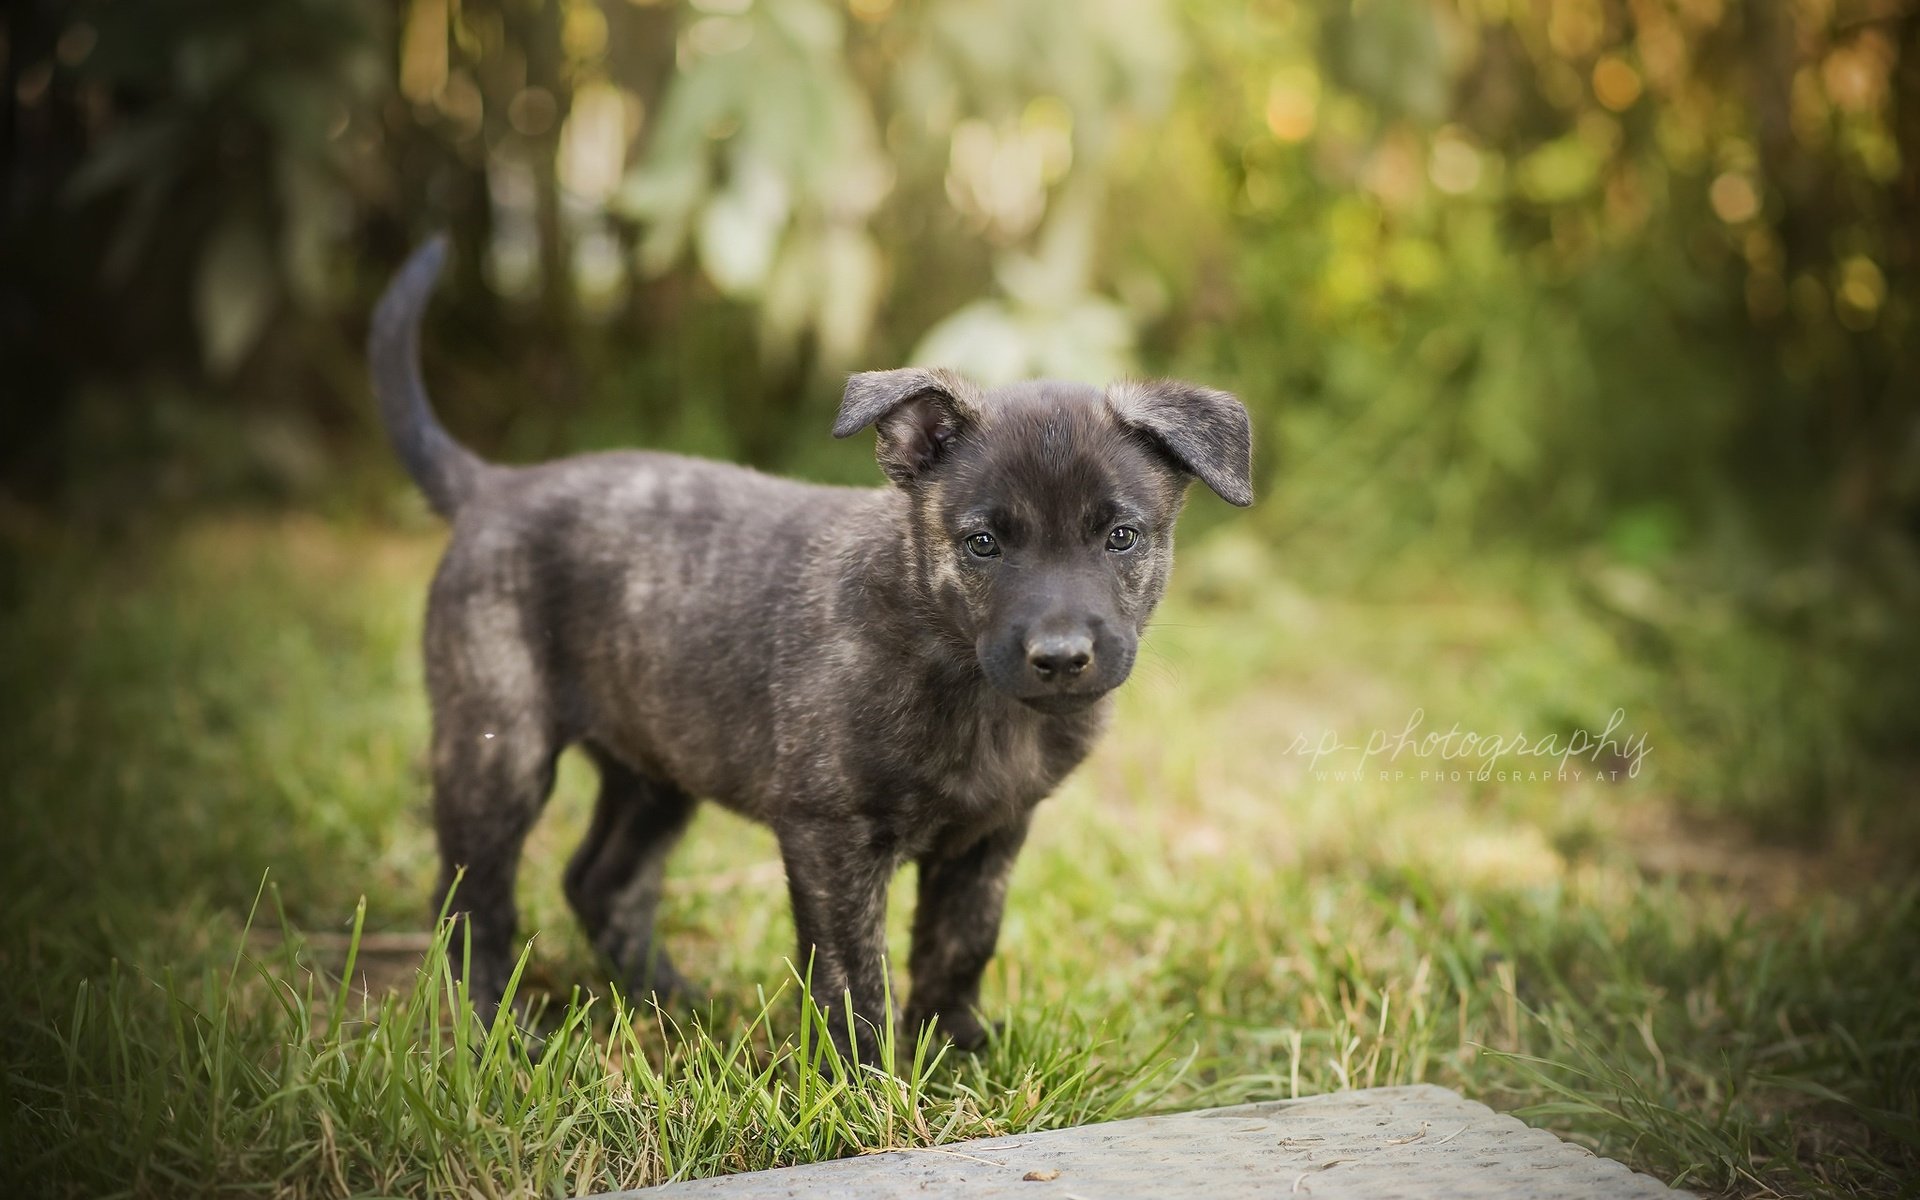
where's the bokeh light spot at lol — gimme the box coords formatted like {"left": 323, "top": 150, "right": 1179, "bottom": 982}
{"left": 400, "top": 0, "right": 449, "bottom": 104}
{"left": 1548, "top": 1, "right": 1605, "bottom": 59}
{"left": 435, "top": 70, "right": 484, "bottom": 140}
{"left": 563, "top": 3, "right": 609, "bottom": 61}
{"left": 1265, "top": 67, "right": 1319, "bottom": 143}
{"left": 57, "top": 24, "right": 98, "bottom": 67}
{"left": 1592, "top": 56, "right": 1642, "bottom": 111}
{"left": 508, "top": 87, "right": 558, "bottom": 138}
{"left": 561, "top": 81, "right": 633, "bottom": 203}
{"left": 1821, "top": 33, "right": 1893, "bottom": 114}
{"left": 1708, "top": 172, "right": 1758, "bottom": 223}
{"left": 1429, "top": 130, "right": 1482, "bottom": 195}
{"left": 1837, "top": 256, "right": 1885, "bottom": 323}
{"left": 688, "top": 15, "right": 754, "bottom": 56}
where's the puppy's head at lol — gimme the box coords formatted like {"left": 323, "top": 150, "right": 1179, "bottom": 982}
{"left": 836, "top": 369, "right": 1252, "bottom": 712}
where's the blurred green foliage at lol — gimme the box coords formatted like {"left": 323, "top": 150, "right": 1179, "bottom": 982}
{"left": 6, "top": 0, "right": 1913, "bottom": 555}
{"left": 1181, "top": 0, "right": 1916, "bottom": 561}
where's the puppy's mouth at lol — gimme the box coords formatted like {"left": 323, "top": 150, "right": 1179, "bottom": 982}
{"left": 1015, "top": 692, "right": 1106, "bottom": 715}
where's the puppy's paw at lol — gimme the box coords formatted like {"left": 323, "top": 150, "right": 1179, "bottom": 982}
{"left": 629, "top": 963, "right": 709, "bottom": 1013}
{"left": 911, "top": 1008, "right": 1001, "bottom": 1053}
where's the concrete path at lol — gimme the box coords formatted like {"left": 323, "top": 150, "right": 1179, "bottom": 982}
{"left": 604, "top": 1084, "right": 1689, "bottom": 1198}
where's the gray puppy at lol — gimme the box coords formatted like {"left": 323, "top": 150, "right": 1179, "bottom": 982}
{"left": 369, "top": 237, "right": 1252, "bottom": 1057}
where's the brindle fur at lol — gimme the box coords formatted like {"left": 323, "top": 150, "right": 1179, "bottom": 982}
{"left": 369, "top": 237, "right": 1252, "bottom": 1057}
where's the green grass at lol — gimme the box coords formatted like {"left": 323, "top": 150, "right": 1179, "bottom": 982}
{"left": 2, "top": 513, "right": 1916, "bottom": 1198}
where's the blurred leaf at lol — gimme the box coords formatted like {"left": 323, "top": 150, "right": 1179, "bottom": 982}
{"left": 619, "top": 158, "right": 707, "bottom": 275}
{"left": 194, "top": 220, "right": 278, "bottom": 378}
{"left": 912, "top": 294, "right": 1132, "bottom": 385}
{"left": 1323, "top": 2, "right": 1454, "bottom": 124}
{"left": 696, "top": 154, "right": 791, "bottom": 295}
{"left": 1517, "top": 134, "right": 1604, "bottom": 204}
{"left": 911, "top": 301, "right": 1033, "bottom": 384}
{"left": 1604, "top": 506, "right": 1685, "bottom": 568}
{"left": 277, "top": 153, "right": 338, "bottom": 309}
{"left": 101, "top": 172, "right": 179, "bottom": 285}
{"left": 815, "top": 225, "right": 883, "bottom": 364}
{"left": 764, "top": 0, "right": 842, "bottom": 53}
{"left": 64, "top": 118, "right": 185, "bottom": 203}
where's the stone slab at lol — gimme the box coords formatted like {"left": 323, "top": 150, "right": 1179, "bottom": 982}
{"left": 605, "top": 1084, "right": 1689, "bottom": 1198}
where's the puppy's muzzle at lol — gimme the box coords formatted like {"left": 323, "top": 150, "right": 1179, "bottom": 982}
{"left": 980, "top": 617, "right": 1131, "bottom": 712}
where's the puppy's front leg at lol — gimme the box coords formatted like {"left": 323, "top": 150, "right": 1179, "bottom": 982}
{"left": 778, "top": 823, "right": 895, "bottom": 1063}
{"left": 905, "top": 818, "right": 1030, "bottom": 1051}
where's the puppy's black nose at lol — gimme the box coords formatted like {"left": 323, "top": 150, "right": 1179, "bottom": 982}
{"left": 1027, "top": 634, "right": 1093, "bottom": 680}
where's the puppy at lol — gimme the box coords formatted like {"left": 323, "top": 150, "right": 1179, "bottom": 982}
{"left": 369, "top": 237, "right": 1252, "bottom": 1056}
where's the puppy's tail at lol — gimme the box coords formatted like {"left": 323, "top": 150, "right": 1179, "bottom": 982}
{"left": 368, "top": 235, "right": 486, "bottom": 517}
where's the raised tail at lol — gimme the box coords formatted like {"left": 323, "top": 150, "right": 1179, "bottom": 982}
{"left": 368, "top": 236, "right": 486, "bottom": 517}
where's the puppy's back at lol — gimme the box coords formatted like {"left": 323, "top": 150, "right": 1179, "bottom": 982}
{"left": 426, "top": 450, "right": 884, "bottom": 808}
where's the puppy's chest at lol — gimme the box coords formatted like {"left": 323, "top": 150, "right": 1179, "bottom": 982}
{"left": 918, "top": 706, "right": 1098, "bottom": 825}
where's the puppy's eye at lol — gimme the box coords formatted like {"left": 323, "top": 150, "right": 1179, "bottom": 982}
{"left": 963, "top": 532, "right": 1001, "bottom": 559}
{"left": 1106, "top": 525, "right": 1141, "bottom": 552}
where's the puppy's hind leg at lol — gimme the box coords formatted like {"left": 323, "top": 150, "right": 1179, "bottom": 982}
{"left": 430, "top": 704, "right": 561, "bottom": 1029}
{"left": 563, "top": 748, "right": 702, "bottom": 1005}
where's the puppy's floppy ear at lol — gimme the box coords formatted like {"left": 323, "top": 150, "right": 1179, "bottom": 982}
{"left": 834, "top": 368, "right": 981, "bottom": 487}
{"left": 1106, "top": 379, "right": 1254, "bottom": 507}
